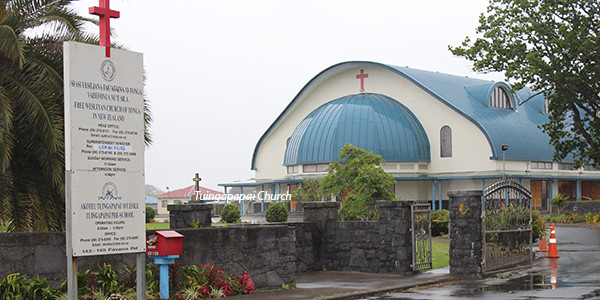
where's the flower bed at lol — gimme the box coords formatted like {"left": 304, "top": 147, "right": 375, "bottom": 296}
{"left": 175, "top": 264, "right": 254, "bottom": 299}
{"left": 0, "top": 263, "right": 253, "bottom": 299}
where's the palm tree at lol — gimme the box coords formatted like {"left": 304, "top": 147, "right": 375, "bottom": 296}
{"left": 0, "top": 0, "right": 152, "bottom": 231}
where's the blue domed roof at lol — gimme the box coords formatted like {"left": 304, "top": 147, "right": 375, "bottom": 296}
{"left": 284, "top": 93, "right": 430, "bottom": 165}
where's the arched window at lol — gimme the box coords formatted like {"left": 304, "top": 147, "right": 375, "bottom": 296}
{"left": 490, "top": 86, "right": 513, "bottom": 109}
{"left": 440, "top": 126, "right": 452, "bottom": 157}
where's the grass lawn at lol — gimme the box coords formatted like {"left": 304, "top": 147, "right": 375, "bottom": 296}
{"left": 431, "top": 240, "right": 450, "bottom": 269}
{"left": 146, "top": 222, "right": 170, "bottom": 230}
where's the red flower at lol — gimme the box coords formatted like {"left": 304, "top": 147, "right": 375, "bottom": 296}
{"left": 238, "top": 271, "right": 254, "bottom": 294}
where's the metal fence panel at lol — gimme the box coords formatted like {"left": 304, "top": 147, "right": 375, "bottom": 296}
{"left": 483, "top": 179, "right": 533, "bottom": 273}
{"left": 412, "top": 202, "right": 432, "bottom": 271}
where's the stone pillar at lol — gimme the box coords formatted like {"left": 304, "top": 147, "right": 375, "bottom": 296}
{"left": 168, "top": 204, "right": 212, "bottom": 229}
{"left": 302, "top": 202, "right": 339, "bottom": 225}
{"left": 302, "top": 201, "right": 339, "bottom": 271}
{"left": 377, "top": 200, "right": 413, "bottom": 273}
{"left": 448, "top": 190, "right": 483, "bottom": 277}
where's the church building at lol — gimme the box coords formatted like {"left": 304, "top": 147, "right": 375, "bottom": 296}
{"left": 221, "top": 61, "right": 600, "bottom": 210}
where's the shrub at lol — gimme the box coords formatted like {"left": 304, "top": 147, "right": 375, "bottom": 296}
{"left": 145, "top": 206, "right": 156, "bottom": 223}
{"left": 265, "top": 202, "right": 288, "bottom": 222}
{"left": 220, "top": 204, "right": 241, "bottom": 223}
{"left": 95, "top": 263, "right": 124, "bottom": 295}
{"left": 586, "top": 212, "right": 600, "bottom": 225}
{"left": 550, "top": 193, "right": 568, "bottom": 215}
{"left": 0, "top": 219, "right": 12, "bottom": 233}
{"left": 0, "top": 273, "right": 27, "bottom": 299}
{"left": 338, "top": 195, "right": 376, "bottom": 221}
{"left": 542, "top": 212, "right": 585, "bottom": 224}
{"left": 532, "top": 209, "right": 544, "bottom": 241}
{"left": 431, "top": 209, "right": 449, "bottom": 236}
{"left": 179, "top": 264, "right": 253, "bottom": 298}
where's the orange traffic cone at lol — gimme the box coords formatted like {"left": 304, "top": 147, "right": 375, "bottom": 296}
{"left": 547, "top": 223, "right": 560, "bottom": 258}
{"left": 538, "top": 236, "right": 549, "bottom": 252}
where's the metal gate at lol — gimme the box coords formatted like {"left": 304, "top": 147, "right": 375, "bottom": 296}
{"left": 483, "top": 179, "right": 533, "bottom": 273}
{"left": 411, "top": 202, "right": 432, "bottom": 271}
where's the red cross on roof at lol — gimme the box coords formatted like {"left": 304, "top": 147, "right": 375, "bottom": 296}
{"left": 356, "top": 69, "right": 368, "bottom": 91}
{"left": 89, "top": 0, "right": 120, "bottom": 57}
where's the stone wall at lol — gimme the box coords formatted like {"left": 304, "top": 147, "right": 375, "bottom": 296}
{"left": 0, "top": 200, "right": 416, "bottom": 289}
{"left": 305, "top": 201, "right": 414, "bottom": 274}
{"left": 168, "top": 204, "right": 212, "bottom": 228}
{"left": 0, "top": 231, "right": 141, "bottom": 287}
{"left": 0, "top": 226, "right": 298, "bottom": 288}
{"left": 174, "top": 225, "right": 297, "bottom": 287}
{"left": 448, "top": 190, "right": 483, "bottom": 277}
{"left": 291, "top": 222, "right": 321, "bottom": 272}
{"left": 564, "top": 200, "right": 600, "bottom": 214}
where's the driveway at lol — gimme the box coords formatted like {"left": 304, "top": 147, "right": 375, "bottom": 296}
{"left": 367, "top": 224, "right": 600, "bottom": 299}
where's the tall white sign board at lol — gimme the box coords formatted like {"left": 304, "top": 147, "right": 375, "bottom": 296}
{"left": 64, "top": 41, "right": 145, "bottom": 257}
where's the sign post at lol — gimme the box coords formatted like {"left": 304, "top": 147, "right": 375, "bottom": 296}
{"left": 64, "top": 3, "right": 146, "bottom": 299}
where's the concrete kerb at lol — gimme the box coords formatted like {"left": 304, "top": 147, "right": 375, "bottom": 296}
{"left": 316, "top": 275, "right": 456, "bottom": 300}
{"left": 317, "top": 261, "right": 544, "bottom": 300}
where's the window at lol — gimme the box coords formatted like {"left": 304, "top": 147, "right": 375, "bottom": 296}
{"left": 316, "top": 163, "right": 329, "bottom": 172}
{"left": 383, "top": 163, "right": 397, "bottom": 171}
{"left": 490, "top": 87, "right": 513, "bottom": 109}
{"left": 530, "top": 161, "right": 552, "bottom": 169}
{"left": 584, "top": 165, "right": 599, "bottom": 171}
{"left": 399, "top": 164, "right": 413, "bottom": 170}
{"left": 303, "top": 164, "right": 317, "bottom": 173}
{"left": 558, "top": 163, "right": 575, "bottom": 170}
{"left": 440, "top": 126, "right": 452, "bottom": 157}
{"left": 287, "top": 165, "right": 299, "bottom": 174}
{"left": 302, "top": 163, "right": 329, "bottom": 173}
{"left": 161, "top": 200, "right": 167, "bottom": 208}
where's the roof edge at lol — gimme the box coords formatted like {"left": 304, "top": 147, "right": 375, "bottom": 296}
{"left": 251, "top": 61, "right": 503, "bottom": 170}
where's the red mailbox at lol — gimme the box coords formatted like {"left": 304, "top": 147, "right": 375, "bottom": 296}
{"left": 146, "top": 230, "right": 184, "bottom": 256}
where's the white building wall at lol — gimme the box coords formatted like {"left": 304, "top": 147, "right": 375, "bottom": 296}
{"left": 395, "top": 181, "right": 431, "bottom": 200}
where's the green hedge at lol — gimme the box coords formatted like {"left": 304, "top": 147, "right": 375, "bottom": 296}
{"left": 265, "top": 202, "right": 288, "bottom": 222}
{"left": 431, "top": 210, "right": 449, "bottom": 236}
{"left": 221, "top": 204, "right": 241, "bottom": 223}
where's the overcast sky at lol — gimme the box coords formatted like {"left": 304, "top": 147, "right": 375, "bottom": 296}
{"left": 72, "top": 0, "right": 504, "bottom": 193}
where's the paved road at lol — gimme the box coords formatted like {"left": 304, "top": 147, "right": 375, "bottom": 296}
{"left": 366, "top": 225, "right": 600, "bottom": 299}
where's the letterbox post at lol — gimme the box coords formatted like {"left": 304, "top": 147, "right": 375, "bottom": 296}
{"left": 146, "top": 230, "right": 184, "bottom": 299}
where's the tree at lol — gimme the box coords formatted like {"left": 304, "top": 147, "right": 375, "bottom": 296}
{"left": 321, "top": 144, "right": 396, "bottom": 220}
{"left": 0, "top": 0, "right": 153, "bottom": 231}
{"left": 291, "top": 178, "right": 321, "bottom": 202}
{"left": 550, "top": 193, "right": 568, "bottom": 215}
{"left": 449, "top": 0, "right": 600, "bottom": 168}
{"left": 145, "top": 206, "right": 156, "bottom": 223}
